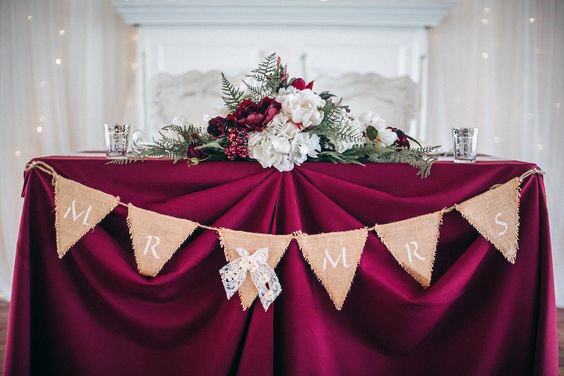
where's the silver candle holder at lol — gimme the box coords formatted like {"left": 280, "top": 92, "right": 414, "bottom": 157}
{"left": 452, "top": 128, "right": 479, "bottom": 163}
{"left": 104, "top": 123, "right": 131, "bottom": 159}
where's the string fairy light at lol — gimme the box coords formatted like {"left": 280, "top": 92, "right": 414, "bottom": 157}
{"left": 59, "top": 29, "right": 65, "bottom": 36}
{"left": 27, "top": 15, "right": 32, "bottom": 21}
{"left": 55, "top": 58, "right": 62, "bottom": 65}
{"left": 481, "top": 18, "right": 489, "bottom": 24}
{"left": 528, "top": 17, "right": 535, "bottom": 23}
{"left": 36, "top": 126, "right": 43, "bottom": 133}
{"left": 481, "top": 52, "right": 489, "bottom": 59}
{"left": 536, "top": 144, "right": 544, "bottom": 151}
{"left": 14, "top": 150, "right": 21, "bottom": 157}
{"left": 483, "top": 7, "right": 490, "bottom": 13}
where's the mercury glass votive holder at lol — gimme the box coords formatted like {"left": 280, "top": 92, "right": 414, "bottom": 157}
{"left": 452, "top": 128, "right": 479, "bottom": 163}
{"left": 104, "top": 123, "right": 130, "bottom": 159}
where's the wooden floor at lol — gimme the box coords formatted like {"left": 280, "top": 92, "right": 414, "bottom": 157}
{"left": 0, "top": 302, "right": 563, "bottom": 373}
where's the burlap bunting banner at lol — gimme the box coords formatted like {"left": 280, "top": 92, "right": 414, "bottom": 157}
{"left": 54, "top": 175, "right": 120, "bottom": 258}
{"left": 296, "top": 229, "right": 368, "bottom": 310}
{"left": 374, "top": 211, "right": 443, "bottom": 288}
{"left": 28, "top": 160, "right": 540, "bottom": 310}
{"left": 217, "top": 228, "right": 292, "bottom": 310}
{"left": 127, "top": 204, "right": 199, "bottom": 277}
{"left": 455, "top": 177, "right": 521, "bottom": 263}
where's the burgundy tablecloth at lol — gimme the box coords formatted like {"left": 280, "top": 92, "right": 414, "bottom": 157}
{"left": 3, "top": 157, "right": 558, "bottom": 375}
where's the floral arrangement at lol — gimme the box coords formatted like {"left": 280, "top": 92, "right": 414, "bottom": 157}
{"left": 132, "top": 53, "right": 438, "bottom": 177}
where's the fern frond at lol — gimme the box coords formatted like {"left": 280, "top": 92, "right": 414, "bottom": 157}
{"left": 105, "top": 156, "right": 144, "bottom": 165}
{"left": 244, "top": 53, "right": 284, "bottom": 100}
{"left": 221, "top": 73, "right": 247, "bottom": 111}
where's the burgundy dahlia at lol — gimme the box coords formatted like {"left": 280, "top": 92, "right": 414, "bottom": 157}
{"left": 228, "top": 97, "right": 281, "bottom": 131}
{"left": 388, "top": 127, "right": 410, "bottom": 148}
{"left": 207, "top": 116, "right": 229, "bottom": 138}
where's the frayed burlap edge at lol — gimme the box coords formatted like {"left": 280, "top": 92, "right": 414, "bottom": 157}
{"left": 126, "top": 204, "right": 199, "bottom": 277}
{"left": 455, "top": 177, "right": 521, "bottom": 264}
{"left": 295, "top": 228, "right": 368, "bottom": 310}
{"left": 54, "top": 175, "right": 120, "bottom": 258}
{"left": 374, "top": 211, "right": 443, "bottom": 288}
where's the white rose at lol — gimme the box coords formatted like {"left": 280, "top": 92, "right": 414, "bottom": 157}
{"left": 378, "top": 128, "right": 398, "bottom": 147}
{"left": 276, "top": 87, "right": 325, "bottom": 128}
{"left": 358, "top": 111, "right": 387, "bottom": 131}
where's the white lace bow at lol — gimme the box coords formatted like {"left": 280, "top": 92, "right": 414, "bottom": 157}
{"left": 219, "top": 247, "right": 282, "bottom": 311}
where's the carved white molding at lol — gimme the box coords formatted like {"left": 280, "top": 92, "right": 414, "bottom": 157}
{"left": 315, "top": 73, "right": 418, "bottom": 128}
{"left": 148, "top": 71, "right": 418, "bottom": 133}
{"left": 113, "top": 0, "right": 456, "bottom": 28}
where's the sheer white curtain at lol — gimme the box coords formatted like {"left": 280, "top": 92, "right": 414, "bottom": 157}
{"left": 427, "top": 0, "right": 564, "bottom": 304}
{"left": 0, "top": 0, "right": 136, "bottom": 299}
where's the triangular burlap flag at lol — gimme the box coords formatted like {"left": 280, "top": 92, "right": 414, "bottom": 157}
{"left": 127, "top": 204, "right": 199, "bottom": 277}
{"left": 374, "top": 211, "right": 443, "bottom": 288}
{"left": 455, "top": 177, "right": 521, "bottom": 263}
{"left": 296, "top": 229, "right": 368, "bottom": 310}
{"left": 218, "top": 229, "right": 292, "bottom": 310}
{"left": 54, "top": 175, "right": 120, "bottom": 258}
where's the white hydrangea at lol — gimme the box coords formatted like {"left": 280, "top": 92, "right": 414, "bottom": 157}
{"left": 248, "top": 113, "right": 320, "bottom": 172}
{"left": 275, "top": 86, "right": 325, "bottom": 128}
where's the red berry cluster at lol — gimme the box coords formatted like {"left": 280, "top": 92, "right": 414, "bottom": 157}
{"left": 225, "top": 128, "right": 249, "bottom": 160}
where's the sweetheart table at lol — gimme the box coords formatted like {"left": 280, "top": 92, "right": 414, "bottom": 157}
{"left": 3, "top": 156, "right": 557, "bottom": 375}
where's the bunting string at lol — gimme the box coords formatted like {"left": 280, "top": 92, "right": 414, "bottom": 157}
{"left": 23, "top": 160, "right": 546, "bottom": 310}
{"left": 24, "top": 160, "right": 544, "bottom": 236}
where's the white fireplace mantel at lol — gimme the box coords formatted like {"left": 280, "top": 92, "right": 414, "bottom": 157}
{"left": 113, "top": 0, "right": 456, "bottom": 28}
{"left": 112, "top": 0, "right": 457, "bottom": 139}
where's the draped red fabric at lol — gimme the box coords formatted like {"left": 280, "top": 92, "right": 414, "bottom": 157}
{"left": 3, "top": 157, "right": 558, "bottom": 375}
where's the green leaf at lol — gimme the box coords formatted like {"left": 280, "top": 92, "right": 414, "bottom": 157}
{"left": 221, "top": 73, "right": 247, "bottom": 111}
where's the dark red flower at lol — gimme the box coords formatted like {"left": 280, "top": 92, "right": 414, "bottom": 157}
{"left": 388, "top": 127, "right": 410, "bottom": 148}
{"left": 207, "top": 116, "right": 229, "bottom": 138}
{"left": 187, "top": 145, "right": 205, "bottom": 158}
{"left": 290, "top": 78, "right": 314, "bottom": 91}
{"left": 229, "top": 97, "right": 281, "bottom": 131}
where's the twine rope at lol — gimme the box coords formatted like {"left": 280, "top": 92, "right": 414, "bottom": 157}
{"left": 24, "top": 160, "right": 545, "bottom": 237}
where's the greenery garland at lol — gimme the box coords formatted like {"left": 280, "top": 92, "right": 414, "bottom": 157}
{"left": 124, "top": 53, "right": 439, "bottom": 178}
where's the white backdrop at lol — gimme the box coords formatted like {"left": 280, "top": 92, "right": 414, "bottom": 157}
{"left": 0, "top": 0, "right": 563, "bottom": 304}
{"left": 427, "top": 0, "right": 564, "bottom": 303}
{"left": 0, "top": 0, "right": 136, "bottom": 299}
